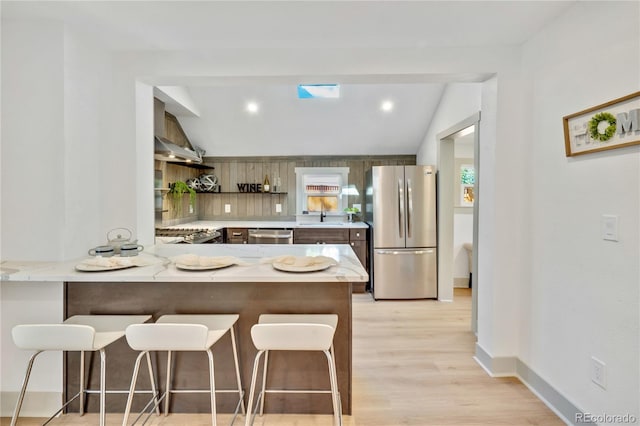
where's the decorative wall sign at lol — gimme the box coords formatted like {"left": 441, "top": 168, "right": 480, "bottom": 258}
{"left": 237, "top": 183, "right": 263, "bottom": 193}
{"left": 563, "top": 91, "right": 640, "bottom": 157}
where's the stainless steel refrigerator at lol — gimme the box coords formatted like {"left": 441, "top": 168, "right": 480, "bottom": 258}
{"left": 365, "top": 165, "right": 437, "bottom": 299}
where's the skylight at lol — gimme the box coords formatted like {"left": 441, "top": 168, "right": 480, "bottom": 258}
{"left": 297, "top": 84, "right": 340, "bottom": 99}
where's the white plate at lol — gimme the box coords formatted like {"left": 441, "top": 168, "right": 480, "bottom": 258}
{"left": 272, "top": 261, "right": 335, "bottom": 273}
{"left": 175, "top": 262, "right": 234, "bottom": 271}
{"left": 75, "top": 264, "right": 136, "bottom": 272}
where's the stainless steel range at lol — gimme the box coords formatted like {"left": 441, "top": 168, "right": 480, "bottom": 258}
{"left": 155, "top": 228, "right": 222, "bottom": 244}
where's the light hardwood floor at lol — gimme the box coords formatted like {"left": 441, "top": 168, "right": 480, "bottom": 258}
{"left": 2, "top": 289, "right": 562, "bottom": 426}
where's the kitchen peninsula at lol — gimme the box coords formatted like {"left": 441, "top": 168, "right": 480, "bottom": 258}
{"left": 1, "top": 244, "right": 367, "bottom": 416}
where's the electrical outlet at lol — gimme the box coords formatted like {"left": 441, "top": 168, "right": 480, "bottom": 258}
{"left": 353, "top": 203, "right": 361, "bottom": 212}
{"left": 591, "top": 356, "right": 606, "bottom": 389}
{"left": 189, "top": 204, "right": 194, "bottom": 214}
{"left": 275, "top": 204, "right": 282, "bottom": 213}
{"left": 224, "top": 204, "right": 231, "bottom": 213}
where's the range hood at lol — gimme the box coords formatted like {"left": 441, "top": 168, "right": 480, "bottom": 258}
{"left": 154, "top": 136, "right": 202, "bottom": 164}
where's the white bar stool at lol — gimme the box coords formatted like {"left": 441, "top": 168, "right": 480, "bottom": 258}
{"left": 10, "top": 314, "right": 153, "bottom": 426}
{"left": 245, "top": 314, "right": 341, "bottom": 426}
{"left": 122, "top": 314, "right": 245, "bottom": 426}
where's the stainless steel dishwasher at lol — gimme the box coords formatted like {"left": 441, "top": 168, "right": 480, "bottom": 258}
{"left": 248, "top": 229, "right": 293, "bottom": 244}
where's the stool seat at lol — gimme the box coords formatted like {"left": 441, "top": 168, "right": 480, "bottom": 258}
{"left": 251, "top": 323, "right": 335, "bottom": 351}
{"left": 10, "top": 315, "right": 152, "bottom": 426}
{"left": 122, "top": 314, "right": 245, "bottom": 426}
{"left": 246, "top": 314, "right": 341, "bottom": 426}
{"left": 125, "top": 323, "right": 227, "bottom": 351}
{"left": 13, "top": 315, "right": 151, "bottom": 352}
{"left": 258, "top": 313, "right": 338, "bottom": 328}
{"left": 255, "top": 314, "right": 339, "bottom": 350}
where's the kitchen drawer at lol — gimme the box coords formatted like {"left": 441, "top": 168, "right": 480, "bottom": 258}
{"left": 349, "top": 228, "right": 366, "bottom": 241}
{"left": 293, "top": 228, "right": 350, "bottom": 244}
{"left": 225, "top": 228, "right": 248, "bottom": 244}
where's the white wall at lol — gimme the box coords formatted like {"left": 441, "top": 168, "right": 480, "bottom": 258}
{"left": 453, "top": 213, "right": 473, "bottom": 284}
{"left": 0, "top": 22, "right": 113, "bottom": 414}
{"left": 1, "top": 21, "right": 112, "bottom": 261}
{"left": 521, "top": 1, "right": 639, "bottom": 418}
{"left": 63, "top": 27, "right": 113, "bottom": 259}
{"left": 1, "top": 21, "right": 66, "bottom": 261}
{"left": 416, "top": 83, "right": 481, "bottom": 165}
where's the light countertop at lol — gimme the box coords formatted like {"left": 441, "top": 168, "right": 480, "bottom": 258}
{"left": 1, "top": 244, "right": 368, "bottom": 283}
{"left": 163, "top": 220, "right": 368, "bottom": 230}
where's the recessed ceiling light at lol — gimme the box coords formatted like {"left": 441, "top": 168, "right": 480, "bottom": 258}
{"left": 246, "top": 101, "right": 259, "bottom": 114}
{"left": 380, "top": 100, "right": 394, "bottom": 112}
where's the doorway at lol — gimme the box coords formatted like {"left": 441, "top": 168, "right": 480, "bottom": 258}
{"left": 437, "top": 112, "right": 480, "bottom": 333}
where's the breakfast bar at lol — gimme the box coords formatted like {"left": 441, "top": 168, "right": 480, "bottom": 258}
{"left": 2, "top": 244, "right": 368, "bottom": 416}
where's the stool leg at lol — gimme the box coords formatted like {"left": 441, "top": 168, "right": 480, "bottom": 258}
{"left": 165, "top": 350, "right": 172, "bottom": 416}
{"left": 99, "top": 348, "right": 106, "bottom": 426}
{"left": 10, "top": 351, "right": 42, "bottom": 426}
{"left": 229, "top": 325, "right": 246, "bottom": 414}
{"left": 206, "top": 349, "right": 217, "bottom": 426}
{"left": 245, "top": 350, "right": 265, "bottom": 426}
{"left": 324, "top": 349, "right": 341, "bottom": 426}
{"left": 259, "top": 350, "right": 269, "bottom": 416}
{"left": 79, "top": 350, "right": 85, "bottom": 416}
{"left": 122, "top": 351, "right": 146, "bottom": 426}
{"left": 145, "top": 351, "right": 161, "bottom": 416}
{"left": 332, "top": 346, "right": 342, "bottom": 419}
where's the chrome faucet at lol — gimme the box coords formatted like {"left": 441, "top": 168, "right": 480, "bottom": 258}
{"left": 320, "top": 209, "right": 326, "bottom": 222}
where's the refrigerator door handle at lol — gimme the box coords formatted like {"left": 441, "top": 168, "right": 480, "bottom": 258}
{"left": 406, "top": 178, "right": 413, "bottom": 238}
{"left": 398, "top": 178, "right": 404, "bottom": 238}
{"left": 375, "top": 249, "right": 434, "bottom": 255}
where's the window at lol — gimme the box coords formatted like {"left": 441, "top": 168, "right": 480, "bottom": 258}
{"left": 294, "top": 167, "right": 350, "bottom": 214}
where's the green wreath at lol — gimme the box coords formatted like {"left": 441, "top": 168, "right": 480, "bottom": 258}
{"left": 588, "top": 112, "right": 617, "bottom": 142}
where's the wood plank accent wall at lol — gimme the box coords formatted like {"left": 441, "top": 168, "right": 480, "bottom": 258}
{"left": 155, "top": 160, "right": 199, "bottom": 226}
{"left": 187, "top": 155, "right": 416, "bottom": 221}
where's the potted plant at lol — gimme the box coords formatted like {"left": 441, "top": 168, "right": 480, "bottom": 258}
{"left": 343, "top": 206, "right": 360, "bottom": 222}
{"left": 169, "top": 180, "right": 196, "bottom": 215}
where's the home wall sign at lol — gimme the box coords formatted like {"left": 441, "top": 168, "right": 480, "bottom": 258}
{"left": 563, "top": 91, "right": 640, "bottom": 157}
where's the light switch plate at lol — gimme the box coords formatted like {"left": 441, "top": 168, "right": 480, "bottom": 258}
{"left": 275, "top": 204, "right": 282, "bottom": 213}
{"left": 601, "top": 214, "right": 618, "bottom": 241}
{"left": 225, "top": 204, "right": 231, "bottom": 213}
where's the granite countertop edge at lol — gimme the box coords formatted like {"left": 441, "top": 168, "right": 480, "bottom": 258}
{"left": 1, "top": 244, "right": 369, "bottom": 284}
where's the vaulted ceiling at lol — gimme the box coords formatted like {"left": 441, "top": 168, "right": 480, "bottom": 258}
{"left": 2, "top": 1, "right": 576, "bottom": 156}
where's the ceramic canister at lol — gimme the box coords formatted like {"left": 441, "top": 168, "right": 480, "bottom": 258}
{"left": 119, "top": 243, "right": 144, "bottom": 257}
{"left": 88, "top": 245, "right": 115, "bottom": 257}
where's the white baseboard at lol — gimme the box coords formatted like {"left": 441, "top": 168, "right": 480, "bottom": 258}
{"left": 0, "top": 391, "right": 61, "bottom": 417}
{"left": 474, "top": 343, "right": 589, "bottom": 425}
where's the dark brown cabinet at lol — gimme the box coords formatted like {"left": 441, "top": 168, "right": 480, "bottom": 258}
{"left": 349, "top": 230, "right": 367, "bottom": 268}
{"left": 294, "top": 226, "right": 369, "bottom": 293}
{"left": 225, "top": 228, "right": 248, "bottom": 244}
{"left": 293, "top": 228, "right": 350, "bottom": 244}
